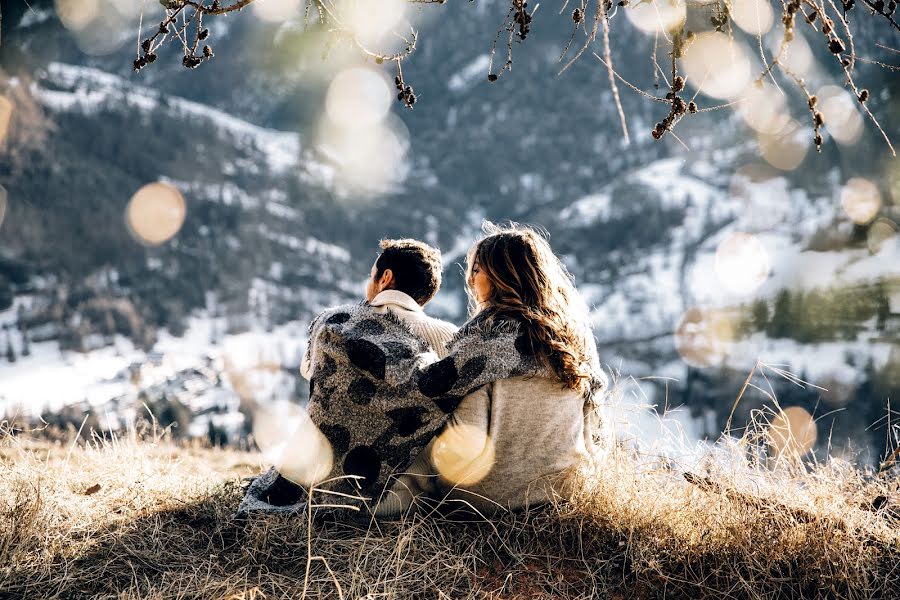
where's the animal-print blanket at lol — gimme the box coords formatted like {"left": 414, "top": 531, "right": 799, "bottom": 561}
{"left": 236, "top": 303, "right": 606, "bottom": 518}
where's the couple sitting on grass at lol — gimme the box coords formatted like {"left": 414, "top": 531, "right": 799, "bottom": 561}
{"left": 238, "top": 222, "right": 607, "bottom": 520}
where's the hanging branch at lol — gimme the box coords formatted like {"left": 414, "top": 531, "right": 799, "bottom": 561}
{"left": 599, "top": 0, "right": 630, "bottom": 144}
{"left": 129, "top": 0, "right": 898, "bottom": 152}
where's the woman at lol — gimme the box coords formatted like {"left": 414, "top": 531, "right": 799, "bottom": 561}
{"left": 377, "top": 222, "right": 606, "bottom": 517}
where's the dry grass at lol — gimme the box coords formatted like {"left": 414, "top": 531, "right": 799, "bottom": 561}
{"left": 1, "top": 419, "right": 899, "bottom": 600}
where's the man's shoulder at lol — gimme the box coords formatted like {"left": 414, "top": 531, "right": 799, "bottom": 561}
{"left": 309, "top": 302, "right": 372, "bottom": 328}
{"left": 309, "top": 303, "right": 390, "bottom": 341}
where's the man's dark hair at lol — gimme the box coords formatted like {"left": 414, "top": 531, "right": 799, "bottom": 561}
{"left": 375, "top": 239, "right": 443, "bottom": 305}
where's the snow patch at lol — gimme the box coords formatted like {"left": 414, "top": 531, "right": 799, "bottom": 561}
{"left": 447, "top": 55, "right": 491, "bottom": 92}
{"left": 35, "top": 63, "right": 301, "bottom": 173}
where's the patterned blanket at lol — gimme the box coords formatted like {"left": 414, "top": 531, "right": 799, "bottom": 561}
{"left": 236, "top": 303, "right": 605, "bottom": 518}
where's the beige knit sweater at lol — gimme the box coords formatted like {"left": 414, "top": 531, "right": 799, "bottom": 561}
{"left": 376, "top": 375, "right": 595, "bottom": 516}
{"left": 376, "top": 324, "right": 603, "bottom": 518}
{"left": 432, "top": 376, "right": 594, "bottom": 513}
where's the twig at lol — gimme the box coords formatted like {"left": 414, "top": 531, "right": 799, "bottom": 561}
{"left": 599, "top": 0, "right": 629, "bottom": 144}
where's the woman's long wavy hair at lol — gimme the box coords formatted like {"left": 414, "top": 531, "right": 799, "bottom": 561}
{"left": 465, "top": 222, "right": 595, "bottom": 394}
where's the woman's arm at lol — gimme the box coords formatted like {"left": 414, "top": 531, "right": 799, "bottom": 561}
{"left": 430, "top": 384, "right": 494, "bottom": 488}
{"left": 449, "top": 384, "right": 491, "bottom": 434}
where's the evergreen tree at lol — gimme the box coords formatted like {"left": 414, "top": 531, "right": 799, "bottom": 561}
{"left": 207, "top": 420, "right": 227, "bottom": 447}
{"left": 5, "top": 336, "right": 16, "bottom": 363}
{"left": 0, "top": 280, "right": 13, "bottom": 312}
{"left": 104, "top": 311, "right": 116, "bottom": 345}
{"left": 21, "top": 329, "right": 31, "bottom": 357}
{"left": 797, "top": 290, "right": 822, "bottom": 343}
{"left": 154, "top": 395, "right": 193, "bottom": 436}
{"left": 857, "top": 358, "right": 884, "bottom": 453}
{"left": 768, "top": 289, "right": 793, "bottom": 339}
{"left": 876, "top": 284, "right": 891, "bottom": 331}
{"left": 751, "top": 299, "right": 770, "bottom": 331}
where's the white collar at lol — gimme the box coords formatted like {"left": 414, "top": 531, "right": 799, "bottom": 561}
{"left": 369, "top": 290, "right": 424, "bottom": 313}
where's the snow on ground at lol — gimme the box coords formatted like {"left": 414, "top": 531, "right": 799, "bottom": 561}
{"left": 689, "top": 235, "right": 900, "bottom": 306}
{"left": 153, "top": 315, "right": 307, "bottom": 373}
{"left": 0, "top": 338, "right": 142, "bottom": 417}
{"left": 447, "top": 54, "right": 491, "bottom": 92}
{"left": 34, "top": 63, "right": 301, "bottom": 173}
{"left": 633, "top": 158, "right": 738, "bottom": 240}
{"left": 440, "top": 209, "right": 486, "bottom": 266}
{"left": 257, "top": 224, "right": 352, "bottom": 262}
{"left": 559, "top": 193, "right": 611, "bottom": 224}
{"left": 265, "top": 201, "right": 301, "bottom": 220}
{"left": 647, "top": 332, "right": 895, "bottom": 410}
{"left": 727, "top": 334, "right": 895, "bottom": 385}
{"left": 731, "top": 173, "right": 829, "bottom": 235}
{"left": 0, "top": 314, "right": 312, "bottom": 419}
{"left": 575, "top": 157, "right": 898, "bottom": 343}
{"left": 18, "top": 7, "right": 54, "bottom": 27}
{"left": 589, "top": 248, "right": 684, "bottom": 342}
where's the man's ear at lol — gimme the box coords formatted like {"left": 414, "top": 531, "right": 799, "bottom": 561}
{"left": 379, "top": 268, "right": 395, "bottom": 289}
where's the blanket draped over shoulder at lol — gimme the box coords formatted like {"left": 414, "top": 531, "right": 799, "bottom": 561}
{"left": 236, "top": 303, "right": 607, "bottom": 517}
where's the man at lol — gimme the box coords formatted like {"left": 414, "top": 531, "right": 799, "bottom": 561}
{"left": 301, "top": 238, "right": 458, "bottom": 380}
{"left": 235, "top": 239, "right": 458, "bottom": 518}
{"left": 298, "top": 239, "right": 459, "bottom": 516}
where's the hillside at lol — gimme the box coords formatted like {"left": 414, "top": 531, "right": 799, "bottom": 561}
{"left": 2, "top": 423, "right": 900, "bottom": 599}
{"left": 1, "top": 0, "right": 899, "bottom": 460}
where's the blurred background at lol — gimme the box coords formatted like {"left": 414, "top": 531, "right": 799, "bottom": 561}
{"left": 0, "top": 0, "right": 898, "bottom": 464}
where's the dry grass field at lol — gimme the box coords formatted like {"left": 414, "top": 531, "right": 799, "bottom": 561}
{"left": 1, "top": 416, "right": 899, "bottom": 599}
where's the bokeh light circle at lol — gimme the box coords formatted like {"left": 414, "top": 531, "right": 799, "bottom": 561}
{"left": 625, "top": 0, "right": 686, "bottom": 34}
{"left": 0, "top": 185, "right": 7, "bottom": 231}
{"left": 253, "top": 0, "right": 303, "bottom": 22}
{"left": 769, "top": 406, "right": 817, "bottom": 456}
{"left": 758, "top": 120, "right": 808, "bottom": 171}
{"left": 0, "top": 96, "right": 13, "bottom": 147}
{"left": 125, "top": 182, "right": 187, "bottom": 246}
{"left": 818, "top": 85, "right": 864, "bottom": 146}
{"left": 887, "top": 163, "right": 900, "bottom": 207}
{"left": 431, "top": 423, "right": 495, "bottom": 486}
{"left": 739, "top": 84, "right": 790, "bottom": 135}
{"left": 325, "top": 67, "right": 392, "bottom": 129}
{"left": 343, "top": 0, "right": 408, "bottom": 49}
{"left": 779, "top": 34, "right": 814, "bottom": 77}
{"left": 56, "top": 0, "right": 100, "bottom": 32}
{"left": 674, "top": 307, "right": 734, "bottom": 368}
{"left": 818, "top": 375, "right": 854, "bottom": 408}
{"left": 731, "top": 0, "right": 774, "bottom": 35}
{"left": 681, "top": 32, "right": 751, "bottom": 99}
{"left": 867, "top": 218, "right": 898, "bottom": 254}
{"left": 714, "top": 232, "right": 770, "bottom": 294}
{"left": 841, "top": 177, "right": 882, "bottom": 225}
{"left": 253, "top": 401, "right": 333, "bottom": 487}
{"left": 56, "top": 0, "right": 141, "bottom": 55}
{"left": 316, "top": 112, "right": 409, "bottom": 195}
{"left": 110, "top": 0, "right": 143, "bottom": 19}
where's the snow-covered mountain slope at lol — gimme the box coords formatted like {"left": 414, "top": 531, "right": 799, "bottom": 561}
{"left": 1, "top": 1, "right": 899, "bottom": 455}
